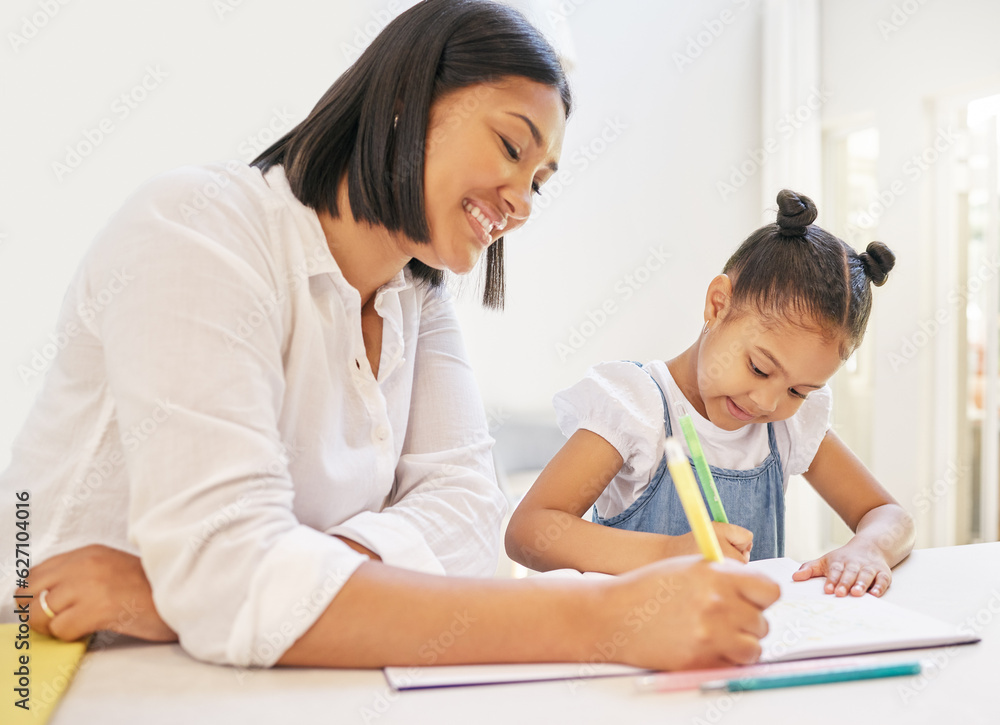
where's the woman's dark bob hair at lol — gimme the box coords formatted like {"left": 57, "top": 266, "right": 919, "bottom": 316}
{"left": 253, "top": 0, "right": 572, "bottom": 309}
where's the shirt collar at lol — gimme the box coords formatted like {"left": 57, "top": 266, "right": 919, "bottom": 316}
{"left": 262, "top": 164, "right": 339, "bottom": 279}
{"left": 263, "top": 164, "right": 415, "bottom": 303}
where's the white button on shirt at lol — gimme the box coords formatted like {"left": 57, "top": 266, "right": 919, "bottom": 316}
{"left": 0, "top": 162, "right": 506, "bottom": 667}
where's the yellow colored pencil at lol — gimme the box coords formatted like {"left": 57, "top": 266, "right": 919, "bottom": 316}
{"left": 664, "top": 436, "right": 724, "bottom": 562}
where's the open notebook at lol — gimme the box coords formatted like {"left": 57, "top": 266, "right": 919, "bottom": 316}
{"left": 384, "top": 558, "right": 980, "bottom": 690}
{"left": 749, "top": 557, "right": 979, "bottom": 661}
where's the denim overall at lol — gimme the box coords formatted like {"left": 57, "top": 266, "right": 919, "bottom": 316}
{"left": 592, "top": 364, "right": 786, "bottom": 561}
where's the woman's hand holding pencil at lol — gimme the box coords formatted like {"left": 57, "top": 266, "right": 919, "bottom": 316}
{"left": 603, "top": 556, "right": 781, "bottom": 670}
{"left": 581, "top": 437, "right": 781, "bottom": 670}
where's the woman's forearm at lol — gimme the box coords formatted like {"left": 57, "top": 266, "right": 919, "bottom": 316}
{"left": 277, "top": 557, "right": 781, "bottom": 671}
{"left": 278, "top": 560, "right": 603, "bottom": 667}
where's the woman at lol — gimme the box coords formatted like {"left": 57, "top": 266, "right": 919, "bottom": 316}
{"left": 7, "top": 0, "right": 778, "bottom": 670}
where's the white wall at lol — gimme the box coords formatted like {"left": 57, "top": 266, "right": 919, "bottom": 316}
{"left": 820, "top": 0, "right": 1000, "bottom": 546}
{"left": 1, "top": 0, "right": 415, "bottom": 465}
{"left": 0, "top": 0, "right": 765, "bottom": 464}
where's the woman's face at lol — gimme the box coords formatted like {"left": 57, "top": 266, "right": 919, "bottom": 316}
{"left": 408, "top": 77, "right": 566, "bottom": 275}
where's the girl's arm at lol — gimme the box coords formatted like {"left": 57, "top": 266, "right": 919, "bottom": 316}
{"left": 505, "top": 429, "right": 753, "bottom": 574}
{"left": 797, "top": 430, "right": 915, "bottom": 596}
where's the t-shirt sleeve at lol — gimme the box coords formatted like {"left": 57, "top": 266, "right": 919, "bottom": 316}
{"left": 782, "top": 384, "right": 833, "bottom": 477}
{"left": 552, "top": 361, "right": 666, "bottom": 486}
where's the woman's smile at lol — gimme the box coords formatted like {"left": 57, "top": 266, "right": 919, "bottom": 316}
{"left": 462, "top": 198, "right": 506, "bottom": 247}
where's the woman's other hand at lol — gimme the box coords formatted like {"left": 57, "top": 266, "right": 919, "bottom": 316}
{"left": 19, "top": 545, "right": 177, "bottom": 642}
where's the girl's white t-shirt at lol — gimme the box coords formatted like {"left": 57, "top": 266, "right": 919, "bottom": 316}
{"left": 553, "top": 359, "right": 832, "bottom": 520}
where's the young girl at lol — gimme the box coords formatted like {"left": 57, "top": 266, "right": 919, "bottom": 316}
{"left": 506, "top": 190, "right": 915, "bottom": 598}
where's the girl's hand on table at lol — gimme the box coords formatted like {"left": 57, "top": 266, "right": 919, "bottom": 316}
{"left": 792, "top": 540, "right": 892, "bottom": 597}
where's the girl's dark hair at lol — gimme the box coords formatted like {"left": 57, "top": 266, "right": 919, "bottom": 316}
{"left": 253, "top": 0, "right": 572, "bottom": 310}
{"left": 722, "top": 189, "right": 895, "bottom": 358}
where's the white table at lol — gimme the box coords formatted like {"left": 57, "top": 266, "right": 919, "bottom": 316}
{"left": 53, "top": 543, "right": 1000, "bottom": 724}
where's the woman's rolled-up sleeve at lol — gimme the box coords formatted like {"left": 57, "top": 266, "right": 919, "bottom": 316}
{"left": 326, "top": 290, "right": 507, "bottom": 578}
{"left": 90, "top": 171, "right": 367, "bottom": 667}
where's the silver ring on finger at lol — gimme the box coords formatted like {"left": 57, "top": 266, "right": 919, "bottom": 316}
{"left": 39, "top": 589, "right": 57, "bottom": 619}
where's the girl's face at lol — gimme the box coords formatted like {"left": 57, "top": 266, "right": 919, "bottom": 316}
{"left": 405, "top": 77, "right": 566, "bottom": 274}
{"left": 695, "top": 279, "right": 845, "bottom": 431}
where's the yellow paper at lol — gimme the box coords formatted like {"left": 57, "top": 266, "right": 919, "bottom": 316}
{"left": 1, "top": 622, "right": 89, "bottom": 724}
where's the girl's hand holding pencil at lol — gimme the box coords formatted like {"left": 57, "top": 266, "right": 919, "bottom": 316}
{"left": 669, "top": 524, "right": 754, "bottom": 563}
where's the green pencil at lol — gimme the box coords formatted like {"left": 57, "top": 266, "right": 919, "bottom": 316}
{"left": 678, "top": 414, "right": 728, "bottom": 523}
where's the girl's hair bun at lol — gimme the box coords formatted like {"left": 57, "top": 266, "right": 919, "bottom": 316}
{"left": 775, "top": 189, "right": 818, "bottom": 237}
{"left": 859, "top": 241, "right": 895, "bottom": 287}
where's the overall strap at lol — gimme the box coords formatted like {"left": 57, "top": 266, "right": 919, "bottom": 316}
{"left": 628, "top": 361, "right": 673, "bottom": 436}
{"left": 765, "top": 419, "right": 779, "bottom": 456}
